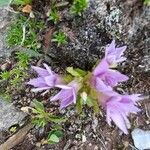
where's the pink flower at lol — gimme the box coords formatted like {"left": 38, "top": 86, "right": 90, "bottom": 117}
{"left": 51, "top": 80, "right": 81, "bottom": 109}
{"left": 100, "top": 92, "right": 141, "bottom": 134}
{"left": 91, "top": 58, "right": 129, "bottom": 92}
{"left": 105, "top": 40, "right": 127, "bottom": 66}
{"left": 27, "top": 63, "right": 62, "bottom": 92}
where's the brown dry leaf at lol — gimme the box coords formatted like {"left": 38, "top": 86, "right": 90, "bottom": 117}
{"left": 22, "top": 4, "right": 32, "bottom": 13}
{"left": 62, "top": 26, "right": 76, "bottom": 42}
{"left": 43, "top": 27, "right": 55, "bottom": 53}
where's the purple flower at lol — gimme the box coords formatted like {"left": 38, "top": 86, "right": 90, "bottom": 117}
{"left": 50, "top": 80, "right": 81, "bottom": 109}
{"left": 92, "top": 58, "right": 129, "bottom": 92}
{"left": 27, "top": 63, "right": 62, "bottom": 92}
{"left": 105, "top": 40, "right": 127, "bottom": 66}
{"left": 101, "top": 92, "right": 141, "bottom": 134}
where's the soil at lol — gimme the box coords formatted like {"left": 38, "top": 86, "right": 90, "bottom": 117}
{"left": 0, "top": 0, "right": 150, "bottom": 149}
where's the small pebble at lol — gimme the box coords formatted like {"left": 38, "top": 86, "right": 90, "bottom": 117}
{"left": 0, "top": 61, "right": 11, "bottom": 71}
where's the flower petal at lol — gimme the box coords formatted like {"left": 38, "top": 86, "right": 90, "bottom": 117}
{"left": 108, "top": 108, "right": 128, "bottom": 134}
{"left": 93, "top": 58, "right": 109, "bottom": 76}
{"left": 115, "top": 57, "right": 126, "bottom": 63}
{"left": 31, "top": 66, "right": 49, "bottom": 77}
{"left": 31, "top": 87, "right": 50, "bottom": 92}
{"left": 105, "top": 40, "right": 116, "bottom": 56}
{"left": 43, "top": 63, "right": 53, "bottom": 75}
{"left": 27, "top": 77, "right": 47, "bottom": 87}
{"left": 55, "top": 85, "right": 72, "bottom": 89}
{"left": 44, "top": 75, "right": 56, "bottom": 87}
{"left": 116, "top": 46, "right": 127, "bottom": 58}
{"left": 95, "top": 77, "right": 112, "bottom": 92}
{"left": 60, "top": 95, "right": 74, "bottom": 109}
{"left": 51, "top": 89, "right": 73, "bottom": 101}
{"left": 105, "top": 70, "right": 129, "bottom": 86}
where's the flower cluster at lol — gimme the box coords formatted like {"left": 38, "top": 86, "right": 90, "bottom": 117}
{"left": 27, "top": 40, "right": 141, "bottom": 134}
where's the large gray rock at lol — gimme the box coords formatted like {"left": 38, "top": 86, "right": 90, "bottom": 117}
{"left": 0, "top": 98, "right": 27, "bottom": 131}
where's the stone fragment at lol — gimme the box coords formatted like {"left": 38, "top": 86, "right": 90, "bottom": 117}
{"left": 132, "top": 128, "right": 150, "bottom": 150}
{"left": 0, "top": 98, "right": 27, "bottom": 131}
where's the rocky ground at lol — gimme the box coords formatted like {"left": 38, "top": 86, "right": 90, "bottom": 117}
{"left": 0, "top": 0, "right": 150, "bottom": 149}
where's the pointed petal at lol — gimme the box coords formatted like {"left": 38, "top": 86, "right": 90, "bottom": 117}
{"left": 31, "top": 66, "right": 49, "bottom": 77}
{"left": 60, "top": 95, "right": 74, "bottom": 109}
{"left": 128, "top": 94, "right": 142, "bottom": 102}
{"left": 43, "top": 63, "right": 53, "bottom": 75}
{"left": 105, "top": 70, "right": 129, "bottom": 86}
{"left": 51, "top": 89, "right": 73, "bottom": 101}
{"left": 27, "top": 77, "right": 47, "bottom": 87}
{"left": 105, "top": 40, "right": 116, "bottom": 56}
{"left": 110, "top": 110, "right": 128, "bottom": 134}
{"left": 115, "top": 57, "right": 127, "bottom": 63}
{"left": 116, "top": 46, "right": 127, "bottom": 58}
{"left": 55, "top": 85, "right": 72, "bottom": 90}
{"left": 50, "top": 92, "right": 62, "bottom": 101}
{"left": 93, "top": 58, "right": 109, "bottom": 76}
{"left": 31, "top": 87, "right": 50, "bottom": 92}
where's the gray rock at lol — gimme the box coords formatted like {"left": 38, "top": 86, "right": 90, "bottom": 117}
{"left": 131, "top": 128, "right": 150, "bottom": 150}
{"left": 0, "top": 98, "right": 27, "bottom": 131}
{"left": 0, "top": 7, "right": 13, "bottom": 60}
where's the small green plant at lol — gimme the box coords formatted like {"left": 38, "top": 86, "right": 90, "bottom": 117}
{"left": 9, "top": 52, "right": 30, "bottom": 87}
{"left": 7, "top": 15, "right": 44, "bottom": 50}
{"left": 47, "top": 129, "right": 63, "bottom": 144}
{"left": 31, "top": 99, "right": 66, "bottom": 128}
{"left": 15, "top": 51, "right": 31, "bottom": 68}
{"left": 52, "top": 31, "right": 67, "bottom": 46}
{"left": 0, "top": 71, "right": 10, "bottom": 81}
{"left": 0, "top": 51, "right": 31, "bottom": 93}
{"left": 31, "top": 100, "right": 65, "bottom": 144}
{"left": 49, "top": 9, "right": 60, "bottom": 24}
{"left": 71, "top": 0, "right": 89, "bottom": 15}
{"left": 9, "top": 126, "right": 17, "bottom": 133}
{"left": 11, "top": 0, "right": 32, "bottom": 5}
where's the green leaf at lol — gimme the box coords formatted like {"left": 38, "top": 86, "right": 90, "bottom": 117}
{"left": 12, "top": 0, "right": 32, "bottom": 5}
{"left": 64, "top": 74, "right": 73, "bottom": 83}
{"left": 92, "top": 98, "right": 100, "bottom": 114}
{"left": 76, "top": 97, "right": 83, "bottom": 114}
{"left": 48, "top": 134, "right": 60, "bottom": 143}
{"left": 75, "top": 68, "right": 87, "bottom": 76}
{"left": 48, "top": 116, "right": 67, "bottom": 123}
{"left": 32, "top": 119, "right": 47, "bottom": 127}
{"left": 89, "top": 88, "right": 98, "bottom": 99}
{"left": 86, "top": 96, "right": 100, "bottom": 114}
{"left": 86, "top": 96, "right": 94, "bottom": 107}
{"left": 0, "top": 0, "right": 11, "bottom": 7}
{"left": 66, "top": 67, "right": 87, "bottom": 77}
{"left": 54, "top": 130, "right": 63, "bottom": 138}
{"left": 32, "top": 99, "right": 45, "bottom": 111}
{"left": 66, "top": 67, "right": 81, "bottom": 77}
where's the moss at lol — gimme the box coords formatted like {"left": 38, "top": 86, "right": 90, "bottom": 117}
{"left": 7, "top": 15, "right": 45, "bottom": 51}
